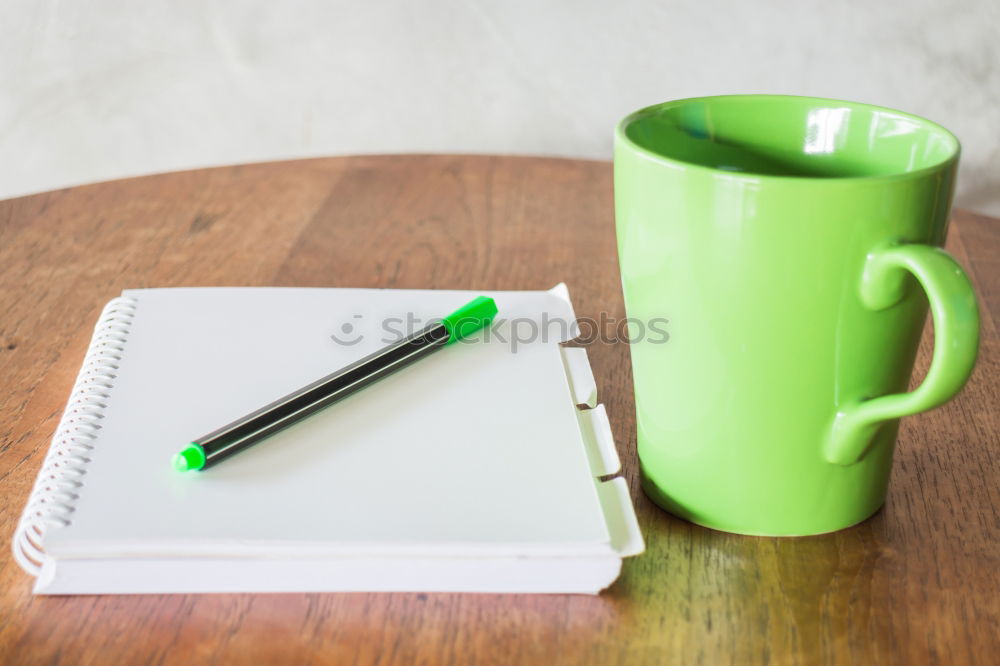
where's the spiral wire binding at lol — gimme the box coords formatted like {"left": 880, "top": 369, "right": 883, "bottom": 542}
{"left": 12, "top": 297, "right": 138, "bottom": 576}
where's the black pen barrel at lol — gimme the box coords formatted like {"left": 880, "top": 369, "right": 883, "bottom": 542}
{"left": 195, "top": 322, "right": 450, "bottom": 468}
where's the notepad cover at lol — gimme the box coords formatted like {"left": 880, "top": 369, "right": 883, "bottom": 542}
{"left": 13, "top": 285, "right": 643, "bottom": 594}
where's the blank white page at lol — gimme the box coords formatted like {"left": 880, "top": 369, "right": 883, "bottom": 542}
{"left": 46, "top": 287, "right": 611, "bottom": 560}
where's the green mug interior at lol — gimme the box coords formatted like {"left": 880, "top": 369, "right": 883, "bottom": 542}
{"left": 619, "top": 95, "right": 959, "bottom": 179}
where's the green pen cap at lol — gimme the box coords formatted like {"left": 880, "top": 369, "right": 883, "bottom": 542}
{"left": 173, "top": 443, "right": 206, "bottom": 472}
{"left": 440, "top": 296, "right": 498, "bottom": 344}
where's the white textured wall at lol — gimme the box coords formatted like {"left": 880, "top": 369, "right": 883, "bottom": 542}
{"left": 2, "top": 0, "right": 998, "bottom": 214}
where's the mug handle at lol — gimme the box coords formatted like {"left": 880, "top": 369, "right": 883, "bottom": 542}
{"left": 824, "top": 243, "right": 980, "bottom": 466}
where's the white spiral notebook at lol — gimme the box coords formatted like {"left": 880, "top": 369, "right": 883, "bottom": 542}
{"left": 12, "top": 285, "right": 643, "bottom": 594}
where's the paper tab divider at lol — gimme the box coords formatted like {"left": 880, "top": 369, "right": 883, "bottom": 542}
{"left": 560, "top": 346, "right": 597, "bottom": 408}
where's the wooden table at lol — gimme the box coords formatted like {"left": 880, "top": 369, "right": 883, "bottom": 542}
{"left": 1, "top": 156, "right": 997, "bottom": 665}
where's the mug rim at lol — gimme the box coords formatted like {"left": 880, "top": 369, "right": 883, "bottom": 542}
{"left": 615, "top": 94, "right": 961, "bottom": 183}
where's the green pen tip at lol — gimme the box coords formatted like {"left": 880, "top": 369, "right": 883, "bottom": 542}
{"left": 441, "top": 296, "right": 498, "bottom": 343}
{"left": 173, "top": 443, "right": 206, "bottom": 472}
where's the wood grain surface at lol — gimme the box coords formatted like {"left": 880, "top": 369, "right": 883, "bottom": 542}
{"left": 1, "top": 155, "right": 997, "bottom": 665}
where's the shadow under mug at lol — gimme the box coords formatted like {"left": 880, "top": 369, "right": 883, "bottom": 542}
{"left": 614, "top": 95, "right": 979, "bottom": 536}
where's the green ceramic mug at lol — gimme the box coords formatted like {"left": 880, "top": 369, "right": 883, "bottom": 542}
{"left": 614, "top": 95, "right": 979, "bottom": 536}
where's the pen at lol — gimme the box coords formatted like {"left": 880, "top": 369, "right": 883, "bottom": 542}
{"left": 173, "top": 295, "right": 498, "bottom": 471}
